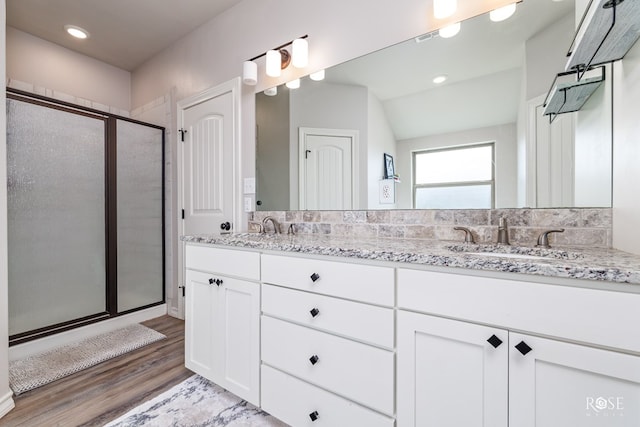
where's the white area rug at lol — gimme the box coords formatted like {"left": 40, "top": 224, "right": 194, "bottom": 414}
{"left": 9, "top": 323, "right": 166, "bottom": 395}
{"left": 105, "top": 375, "right": 288, "bottom": 427}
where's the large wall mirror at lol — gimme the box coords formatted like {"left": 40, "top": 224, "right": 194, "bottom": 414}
{"left": 256, "top": 0, "right": 612, "bottom": 211}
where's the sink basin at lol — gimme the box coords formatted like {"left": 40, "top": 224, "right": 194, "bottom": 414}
{"left": 465, "top": 252, "right": 546, "bottom": 260}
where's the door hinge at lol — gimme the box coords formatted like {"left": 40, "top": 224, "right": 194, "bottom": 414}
{"left": 181, "top": 209, "right": 185, "bottom": 219}
{"left": 179, "top": 128, "right": 187, "bottom": 142}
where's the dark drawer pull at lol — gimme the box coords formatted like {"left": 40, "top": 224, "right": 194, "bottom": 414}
{"left": 216, "top": 279, "right": 223, "bottom": 286}
{"left": 310, "top": 273, "right": 320, "bottom": 282}
{"left": 208, "top": 278, "right": 214, "bottom": 285}
{"left": 515, "top": 341, "right": 532, "bottom": 356}
{"left": 487, "top": 334, "right": 503, "bottom": 349}
{"left": 309, "top": 411, "right": 319, "bottom": 421}
{"left": 309, "top": 355, "right": 320, "bottom": 365}
{"left": 310, "top": 308, "right": 320, "bottom": 318}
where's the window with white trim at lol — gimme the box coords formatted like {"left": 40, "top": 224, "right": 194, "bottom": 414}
{"left": 413, "top": 143, "right": 495, "bottom": 209}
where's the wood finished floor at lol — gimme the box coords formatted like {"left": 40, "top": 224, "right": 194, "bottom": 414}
{"left": 2, "top": 315, "right": 192, "bottom": 427}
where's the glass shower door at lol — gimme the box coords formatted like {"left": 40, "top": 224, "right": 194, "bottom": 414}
{"left": 7, "top": 98, "right": 107, "bottom": 336}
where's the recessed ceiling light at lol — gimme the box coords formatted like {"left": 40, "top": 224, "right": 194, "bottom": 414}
{"left": 433, "top": 75, "right": 448, "bottom": 84}
{"left": 64, "top": 25, "right": 90, "bottom": 39}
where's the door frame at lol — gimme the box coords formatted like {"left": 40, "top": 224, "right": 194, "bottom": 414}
{"left": 176, "top": 77, "right": 242, "bottom": 319}
{"left": 298, "top": 127, "right": 360, "bottom": 210}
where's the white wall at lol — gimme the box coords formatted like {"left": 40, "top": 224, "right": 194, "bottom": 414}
{"left": 612, "top": 41, "right": 640, "bottom": 255}
{"left": 396, "top": 123, "right": 517, "bottom": 209}
{"left": 368, "top": 93, "right": 397, "bottom": 209}
{"left": 0, "top": 0, "right": 16, "bottom": 418}
{"left": 6, "top": 27, "right": 131, "bottom": 111}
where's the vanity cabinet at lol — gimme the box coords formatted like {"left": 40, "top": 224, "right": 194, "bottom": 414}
{"left": 397, "top": 268, "right": 640, "bottom": 427}
{"left": 260, "top": 254, "right": 395, "bottom": 426}
{"left": 184, "top": 244, "right": 260, "bottom": 405}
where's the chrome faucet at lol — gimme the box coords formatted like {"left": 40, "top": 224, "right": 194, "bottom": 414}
{"left": 453, "top": 227, "right": 475, "bottom": 244}
{"left": 262, "top": 216, "right": 281, "bottom": 234}
{"left": 497, "top": 217, "right": 510, "bottom": 245}
{"left": 536, "top": 229, "right": 564, "bottom": 248}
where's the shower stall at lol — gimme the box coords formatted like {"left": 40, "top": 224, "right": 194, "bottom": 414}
{"left": 6, "top": 90, "right": 165, "bottom": 344}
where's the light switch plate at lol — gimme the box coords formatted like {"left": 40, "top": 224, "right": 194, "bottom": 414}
{"left": 244, "top": 196, "right": 253, "bottom": 212}
{"left": 244, "top": 177, "right": 256, "bottom": 193}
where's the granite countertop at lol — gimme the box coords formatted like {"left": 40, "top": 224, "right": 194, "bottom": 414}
{"left": 181, "top": 233, "right": 640, "bottom": 286}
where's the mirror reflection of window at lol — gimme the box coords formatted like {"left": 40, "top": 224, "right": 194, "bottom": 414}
{"left": 413, "top": 143, "right": 495, "bottom": 209}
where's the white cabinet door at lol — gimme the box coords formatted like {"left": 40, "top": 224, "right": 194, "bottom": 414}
{"left": 185, "top": 269, "right": 260, "bottom": 406}
{"left": 218, "top": 275, "right": 260, "bottom": 405}
{"left": 185, "top": 269, "right": 220, "bottom": 381}
{"left": 509, "top": 333, "right": 640, "bottom": 427}
{"left": 397, "top": 311, "right": 508, "bottom": 427}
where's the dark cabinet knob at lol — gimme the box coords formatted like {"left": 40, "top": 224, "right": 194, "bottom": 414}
{"left": 208, "top": 278, "right": 214, "bottom": 285}
{"left": 215, "top": 279, "right": 223, "bottom": 286}
{"left": 310, "top": 273, "right": 320, "bottom": 282}
{"left": 220, "top": 221, "right": 231, "bottom": 231}
{"left": 515, "top": 341, "right": 532, "bottom": 356}
{"left": 309, "top": 355, "right": 319, "bottom": 365}
{"left": 310, "top": 308, "right": 320, "bottom": 318}
{"left": 309, "top": 411, "right": 319, "bottom": 421}
{"left": 487, "top": 334, "right": 503, "bottom": 349}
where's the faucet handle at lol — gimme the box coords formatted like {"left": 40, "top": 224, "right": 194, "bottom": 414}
{"left": 536, "top": 229, "right": 565, "bottom": 248}
{"left": 248, "top": 221, "right": 265, "bottom": 234}
{"left": 453, "top": 227, "right": 475, "bottom": 244}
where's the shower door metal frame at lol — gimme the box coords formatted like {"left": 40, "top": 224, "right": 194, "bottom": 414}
{"left": 7, "top": 89, "right": 166, "bottom": 345}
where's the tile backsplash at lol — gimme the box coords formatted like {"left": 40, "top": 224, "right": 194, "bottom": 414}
{"left": 251, "top": 208, "right": 612, "bottom": 248}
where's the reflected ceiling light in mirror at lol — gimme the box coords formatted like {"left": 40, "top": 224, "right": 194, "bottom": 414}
{"left": 286, "top": 79, "right": 301, "bottom": 89}
{"left": 433, "top": 75, "right": 447, "bottom": 84}
{"left": 292, "top": 38, "right": 309, "bottom": 68}
{"left": 490, "top": 3, "right": 517, "bottom": 22}
{"left": 242, "top": 60, "right": 258, "bottom": 85}
{"left": 266, "top": 50, "right": 282, "bottom": 77}
{"left": 264, "top": 86, "right": 278, "bottom": 96}
{"left": 64, "top": 25, "right": 89, "bottom": 39}
{"left": 310, "top": 70, "right": 325, "bottom": 81}
{"left": 433, "top": 0, "right": 457, "bottom": 19}
{"left": 439, "top": 22, "right": 461, "bottom": 38}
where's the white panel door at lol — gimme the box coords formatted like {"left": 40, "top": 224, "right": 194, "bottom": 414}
{"left": 397, "top": 311, "right": 508, "bottom": 427}
{"left": 532, "top": 103, "right": 574, "bottom": 207}
{"left": 299, "top": 128, "right": 358, "bottom": 210}
{"left": 183, "top": 91, "right": 234, "bottom": 234}
{"left": 509, "top": 333, "right": 640, "bottom": 427}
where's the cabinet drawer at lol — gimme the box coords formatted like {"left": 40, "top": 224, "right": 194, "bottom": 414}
{"left": 262, "top": 365, "right": 394, "bottom": 427}
{"left": 261, "top": 316, "right": 394, "bottom": 415}
{"left": 398, "top": 268, "right": 640, "bottom": 353}
{"left": 262, "top": 284, "right": 394, "bottom": 349}
{"left": 261, "top": 254, "right": 394, "bottom": 306}
{"left": 185, "top": 244, "right": 259, "bottom": 280}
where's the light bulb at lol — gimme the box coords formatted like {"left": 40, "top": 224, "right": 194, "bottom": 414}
{"left": 266, "top": 50, "right": 281, "bottom": 77}
{"left": 490, "top": 3, "right": 517, "bottom": 22}
{"left": 433, "top": 0, "right": 457, "bottom": 19}
{"left": 286, "top": 79, "right": 301, "bottom": 89}
{"left": 433, "top": 75, "right": 447, "bottom": 84}
{"left": 242, "top": 61, "right": 257, "bottom": 86}
{"left": 64, "top": 25, "right": 89, "bottom": 39}
{"left": 439, "top": 22, "right": 461, "bottom": 38}
{"left": 310, "top": 70, "right": 325, "bottom": 81}
{"left": 264, "top": 87, "right": 278, "bottom": 96}
{"left": 292, "top": 38, "right": 309, "bottom": 68}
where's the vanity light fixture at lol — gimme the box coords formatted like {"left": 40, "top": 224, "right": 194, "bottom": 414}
{"left": 434, "top": 0, "right": 457, "bottom": 19}
{"left": 490, "top": 3, "right": 517, "bottom": 22}
{"left": 285, "top": 78, "right": 301, "bottom": 89}
{"left": 64, "top": 25, "right": 89, "bottom": 39}
{"left": 310, "top": 70, "right": 325, "bottom": 81}
{"left": 433, "top": 75, "right": 447, "bottom": 84}
{"left": 242, "top": 35, "right": 309, "bottom": 86}
{"left": 439, "top": 22, "right": 461, "bottom": 38}
{"left": 264, "top": 87, "right": 278, "bottom": 96}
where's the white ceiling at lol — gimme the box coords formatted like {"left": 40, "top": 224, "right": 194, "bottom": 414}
{"left": 6, "top": 0, "right": 246, "bottom": 71}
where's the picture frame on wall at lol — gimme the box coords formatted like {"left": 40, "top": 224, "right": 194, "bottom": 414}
{"left": 384, "top": 153, "right": 395, "bottom": 179}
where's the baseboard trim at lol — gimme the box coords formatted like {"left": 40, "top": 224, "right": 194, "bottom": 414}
{"left": 0, "top": 390, "right": 15, "bottom": 419}
{"left": 9, "top": 305, "right": 168, "bottom": 361}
